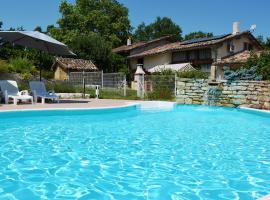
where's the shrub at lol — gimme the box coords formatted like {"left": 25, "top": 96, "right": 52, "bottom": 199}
{"left": 177, "top": 70, "right": 208, "bottom": 79}
{"left": 42, "top": 70, "right": 54, "bottom": 80}
{"left": 147, "top": 87, "right": 173, "bottom": 100}
{"left": 9, "top": 57, "right": 37, "bottom": 74}
{"left": 223, "top": 66, "right": 262, "bottom": 81}
{"left": 0, "top": 60, "right": 9, "bottom": 73}
{"left": 244, "top": 51, "right": 270, "bottom": 80}
{"left": 20, "top": 72, "right": 33, "bottom": 81}
{"left": 152, "top": 69, "right": 175, "bottom": 75}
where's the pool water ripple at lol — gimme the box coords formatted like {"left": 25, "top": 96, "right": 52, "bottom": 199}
{"left": 0, "top": 105, "right": 270, "bottom": 199}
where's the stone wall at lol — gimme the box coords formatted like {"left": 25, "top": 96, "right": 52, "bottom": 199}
{"left": 176, "top": 78, "right": 270, "bottom": 110}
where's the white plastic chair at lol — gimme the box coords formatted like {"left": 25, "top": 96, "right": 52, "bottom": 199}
{"left": 0, "top": 80, "right": 33, "bottom": 105}
{"left": 29, "top": 81, "right": 59, "bottom": 104}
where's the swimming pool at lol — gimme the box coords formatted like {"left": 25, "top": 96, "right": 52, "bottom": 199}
{"left": 0, "top": 105, "right": 270, "bottom": 200}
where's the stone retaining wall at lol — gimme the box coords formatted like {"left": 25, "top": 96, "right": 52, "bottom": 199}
{"left": 176, "top": 78, "right": 270, "bottom": 110}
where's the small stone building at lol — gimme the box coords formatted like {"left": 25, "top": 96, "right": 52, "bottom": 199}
{"left": 53, "top": 57, "right": 98, "bottom": 80}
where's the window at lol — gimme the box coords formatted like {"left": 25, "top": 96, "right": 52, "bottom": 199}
{"left": 243, "top": 42, "right": 253, "bottom": 51}
{"left": 227, "top": 41, "right": 234, "bottom": 53}
{"left": 244, "top": 42, "right": 248, "bottom": 50}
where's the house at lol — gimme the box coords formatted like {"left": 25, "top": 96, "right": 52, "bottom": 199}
{"left": 52, "top": 57, "right": 98, "bottom": 80}
{"left": 113, "top": 22, "right": 263, "bottom": 80}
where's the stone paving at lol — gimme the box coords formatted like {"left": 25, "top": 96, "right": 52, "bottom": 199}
{"left": 0, "top": 99, "right": 136, "bottom": 111}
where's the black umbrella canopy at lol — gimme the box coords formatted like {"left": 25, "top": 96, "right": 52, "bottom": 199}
{"left": 0, "top": 31, "right": 75, "bottom": 56}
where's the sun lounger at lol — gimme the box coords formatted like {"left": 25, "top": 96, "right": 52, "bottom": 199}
{"left": 29, "top": 81, "right": 59, "bottom": 104}
{"left": 0, "top": 80, "right": 33, "bottom": 105}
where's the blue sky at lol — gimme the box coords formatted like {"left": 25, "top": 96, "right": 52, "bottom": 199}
{"left": 0, "top": 0, "right": 269, "bottom": 37}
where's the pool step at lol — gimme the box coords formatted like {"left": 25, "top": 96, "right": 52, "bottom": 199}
{"left": 139, "top": 101, "right": 176, "bottom": 111}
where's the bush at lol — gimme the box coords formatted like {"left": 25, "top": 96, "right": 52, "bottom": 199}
{"left": 152, "top": 69, "right": 175, "bottom": 75}
{"left": 9, "top": 57, "right": 37, "bottom": 74}
{"left": 147, "top": 87, "right": 173, "bottom": 100}
{"left": 0, "top": 60, "right": 9, "bottom": 73}
{"left": 177, "top": 70, "right": 208, "bottom": 79}
{"left": 223, "top": 66, "right": 262, "bottom": 81}
{"left": 20, "top": 72, "right": 33, "bottom": 81}
{"left": 244, "top": 51, "right": 270, "bottom": 80}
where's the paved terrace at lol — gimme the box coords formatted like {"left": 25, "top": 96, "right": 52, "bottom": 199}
{"left": 0, "top": 99, "right": 137, "bottom": 111}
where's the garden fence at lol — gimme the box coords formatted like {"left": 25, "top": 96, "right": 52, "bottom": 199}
{"left": 143, "top": 74, "right": 177, "bottom": 98}
{"left": 67, "top": 71, "right": 127, "bottom": 97}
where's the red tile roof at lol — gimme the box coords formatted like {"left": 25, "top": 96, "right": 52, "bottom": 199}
{"left": 215, "top": 50, "right": 260, "bottom": 64}
{"left": 127, "top": 31, "right": 263, "bottom": 59}
{"left": 55, "top": 57, "right": 98, "bottom": 71}
{"left": 112, "top": 35, "right": 175, "bottom": 53}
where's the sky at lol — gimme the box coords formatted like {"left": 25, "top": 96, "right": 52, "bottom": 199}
{"left": 0, "top": 0, "right": 269, "bottom": 38}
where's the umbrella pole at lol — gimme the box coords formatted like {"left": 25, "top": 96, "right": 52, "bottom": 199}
{"left": 39, "top": 66, "right": 42, "bottom": 81}
{"left": 39, "top": 51, "right": 42, "bottom": 81}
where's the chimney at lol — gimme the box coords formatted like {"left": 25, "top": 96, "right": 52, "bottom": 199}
{"left": 127, "top": 37, "right": 132, "bottom": 46}
{"left": 232, "top": 22, "right": 240, "bottom": 35}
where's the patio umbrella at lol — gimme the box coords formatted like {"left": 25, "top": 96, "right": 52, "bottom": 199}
{"left": 0, "top": 31, "right": 75, "bottom": 80}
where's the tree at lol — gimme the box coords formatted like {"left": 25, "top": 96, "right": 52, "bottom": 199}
{"left": 133, "top": 17, "right": 182, "bottom": 41}
{"left": 0, "top": 20, "right": 3, "bottom": 30}
{"left": 49, "top": 0, "right": 131, "bottom": 71}
{"left": 256, "top": 35, "right": 270, "bottom": 49}
{"left": 184, "top": 31, "right": 213, "bottom": 40}
{"left": 52, "top": 0, "right": 131, "bottom": 47}
{"left": 34, "top": 26, "right": 42, "bottom": 32}
{"left": 265, "top": 37, "right": 270, "bottom": 49}
{"left": 244, "top": 51, "right": 270, "bottom": 80}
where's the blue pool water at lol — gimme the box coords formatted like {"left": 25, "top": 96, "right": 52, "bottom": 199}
{"left": 0, "top": 105, "right": 270, "bottom": 200}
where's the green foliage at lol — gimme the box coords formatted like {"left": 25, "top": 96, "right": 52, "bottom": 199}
{"left": 0, "top": 60, "right": 9, "bottom": 73}
{"left": 177, "top": 70, "right": 208, "bottom": 79}
{"left": 256, "top": 35, "right": 270, "bottom": 49}
{"left": 69, "top": 33, "right": 112, "bottom": 71}
{"left": 146, "top": 75, "right": 175, "bottom": 100}
{"left": 184, "top": 31, "right": 213, "bottom": 40}
{"left": 0, "top": 43, "right": 54, "bottom": 73}
{"left": 49, "top": 0, "right": 131, "bottom": 71}
{"left": 8, "top": 57, "right": 37, "bottom": 74}
{"left": 20, "top": 72, "right": 33, "bottom": 81}
{"left": 34, "top": 26, "right": 42, "bottom": 32}
{"left": 244, "top": 51, "right": 270, "bottom": 80}
{"left": 223, "top": 66, "right": 262, "bottom": 81}
{"left": 100, "top": 89, "right": 138, "bottom": 100}
{"left": 147, "top": 87, "right": 174, "bottom": 101}
{"left": 52, "top": 0, "right": 131, "bottom": 47}
{"left": 133, "top": 17, "right": 182, "bottom": 41}
{"left": 152, "top": 69, "right": 175, "bottom": 75}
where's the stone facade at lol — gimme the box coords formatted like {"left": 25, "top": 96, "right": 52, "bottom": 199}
{"left": 176, "top": 78, "right": 270, "bottom": 110}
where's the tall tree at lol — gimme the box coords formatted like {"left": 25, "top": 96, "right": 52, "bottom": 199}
{"left": 49, "top": 0, "right": 131, "bottom": 71}
{"left": 34, "top": 26, "right": 42, "bottom": 32}
{"left": 52, "top": 0, "right": 131, "bottom": 47}
{"left": 265, "top": 38, "right": 270, "bottom": 49}
{"left": 133, "top": 17, "right": 182, "bottom": 41}
{"left": 184, "top": 31, "right": 213, "bottom": 40}
{"left": 0, "top": 20, "right": 3, "bottom": 30}
{"left": 256, "top": 35, "right": 270, "bottom": 49}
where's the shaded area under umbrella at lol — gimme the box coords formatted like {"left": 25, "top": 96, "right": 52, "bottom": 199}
{"left": 0, "top": 31, "right": 75, "bottom": 80}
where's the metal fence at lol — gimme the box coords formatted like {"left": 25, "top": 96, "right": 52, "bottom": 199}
{"left": 143, "top": 74, "right": 177, "bottom": 97}
{"left": 67, "top": 71, "right": 127, "bottom": 96}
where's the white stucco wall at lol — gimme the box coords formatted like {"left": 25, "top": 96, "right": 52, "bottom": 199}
{"left": 216, "top": 35, "right": 258, "bottom": 59}
{"left": 129, "top": 52, "right": 172, "bottom": 72}
{"left": 143, "top": 53, "right": 172, "bottom": 72}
